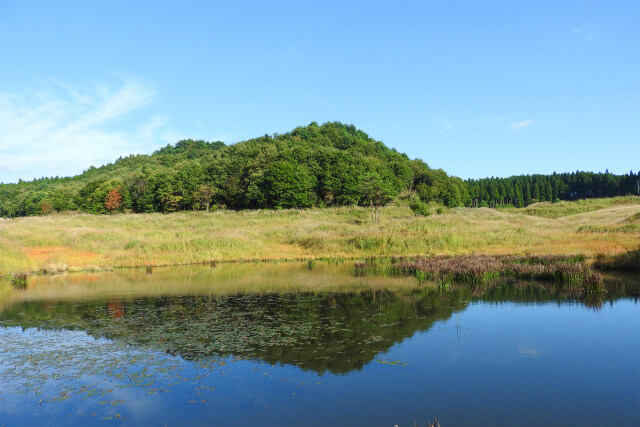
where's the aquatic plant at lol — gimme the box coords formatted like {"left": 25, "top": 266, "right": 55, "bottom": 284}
{"left": 11, "top": 272, "right": 28, "bottom": 289}
{"left": 583, "top": 271, "right": 604, "bottom": 294}
{"left": 386, "top": 254, "right": 603, "bottom": 290}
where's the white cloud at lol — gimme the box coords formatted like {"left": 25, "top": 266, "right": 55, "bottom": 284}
{"left": 510, "top": 119, "right": 534, "bottom": 131}
{"left": 571, "top": 26, "right": 595, "bottom": 42}
{"left": 0, "top": 78, "right": 169, "bottom": 183}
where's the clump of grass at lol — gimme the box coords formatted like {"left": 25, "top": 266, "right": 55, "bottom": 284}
{"left": 11, "top": 272, "right": 28, "bottom": 289}
{"left": 583, "top": 271, "right": 605, "bottom": 294}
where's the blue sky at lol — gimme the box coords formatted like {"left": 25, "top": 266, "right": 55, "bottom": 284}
{"left": 0, "top": 0, "right": 638, "bottom": 183}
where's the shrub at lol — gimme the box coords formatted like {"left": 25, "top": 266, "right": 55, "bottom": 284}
{"left": 409, "top": 200, "right": 432, "bottom": 216}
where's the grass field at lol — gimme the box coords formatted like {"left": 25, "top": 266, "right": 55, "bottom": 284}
{"left": 1, "top": 197, "right": 639, "bottom": 278}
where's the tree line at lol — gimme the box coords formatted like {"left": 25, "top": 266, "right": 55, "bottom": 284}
{"left": 0, "top": 121, "right": 637, "bottom": 218}
{"left": 466, "top": 171, "right": 639, "bottom": 208}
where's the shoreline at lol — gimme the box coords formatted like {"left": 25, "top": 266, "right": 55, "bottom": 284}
{"left": 4, "top": 251, "right": 637, "bottom": 285}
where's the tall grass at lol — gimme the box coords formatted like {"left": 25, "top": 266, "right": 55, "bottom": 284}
{"left": 0, "top": 199, "right": 638, "bottom": 277}
{"left": 385, "top": 254, "right": 604, "bottom": 291}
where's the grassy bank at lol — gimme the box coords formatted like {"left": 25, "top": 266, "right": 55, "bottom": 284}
{"left": 1, "top": 197, "right": 639, "bottom": 278}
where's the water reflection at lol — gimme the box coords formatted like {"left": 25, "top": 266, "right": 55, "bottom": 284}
{"left": 0, "top": 262, "right": 638, "bottom": 426}
{"left": 1, "top": 291, "right": 462, "bottom": 374}
{"left": 1, "top": 263, "right": 637, "bottom": 375}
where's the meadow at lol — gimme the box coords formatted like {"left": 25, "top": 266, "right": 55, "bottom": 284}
{"left": 1, "top": 196, "right": 639, "bottom": 279}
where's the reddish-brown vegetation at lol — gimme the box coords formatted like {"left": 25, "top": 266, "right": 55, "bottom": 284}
{"left": 105, "top": 187, "right": 123, "bottom": 213}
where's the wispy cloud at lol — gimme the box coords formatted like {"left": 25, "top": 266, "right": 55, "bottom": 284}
{"left": 0, "top": 78, "right": 171, "bottom": 183}
{"left": 510, "top": 119, "right": 534, "bottom": 131}
{"left": 435, "top": 117, "right": 456, "bottom": 134}
{"left": 571, "top": 27, "right": 595, "bottom": 43}
{"left": 435, "top": 115, "right": 509, "bottom": 134}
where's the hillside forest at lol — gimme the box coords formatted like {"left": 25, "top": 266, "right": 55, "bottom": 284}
{"left": 0, "top": 122, "right": 638, "bottom": 218}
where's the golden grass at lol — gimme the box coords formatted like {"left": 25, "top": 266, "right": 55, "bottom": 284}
{"left": 1, "top": 197, "right": 639, "bottom": 277}
{"left": 500, "top": 196, "right": 639, "bottom": 218}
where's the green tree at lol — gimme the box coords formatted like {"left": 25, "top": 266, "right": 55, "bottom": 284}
{"left": 359, "top": 172, "right": 395, "bottom": 223}
{"left": 193, "top": 184, "right": 216, "bottom": 211}
{"left": 263, "top": 160, "right": 316, "bottom": 209}
{"left": 515, "top": 184, "right": 524, "bottom": 208}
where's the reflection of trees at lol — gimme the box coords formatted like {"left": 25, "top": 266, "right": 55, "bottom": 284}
{"left": 1, "top": 290, "right": 463, "bottom": 374}
{"left": 1, "top": 278, "right": 636, "bottom": 374}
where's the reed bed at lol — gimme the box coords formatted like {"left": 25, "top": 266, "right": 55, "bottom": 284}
{"left": 375, "top": 254, "right": 604, "bottom": 292}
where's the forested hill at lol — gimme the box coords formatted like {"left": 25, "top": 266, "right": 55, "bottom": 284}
{"left": 0, "top": 122, "right": 467, "bottom": 217}
{"left": 0, "top": 121, "right": 637, "bottom": 218}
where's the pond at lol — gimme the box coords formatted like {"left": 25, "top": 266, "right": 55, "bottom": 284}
{"left": 1, "top": 262, "right": 638, "bottom": 426}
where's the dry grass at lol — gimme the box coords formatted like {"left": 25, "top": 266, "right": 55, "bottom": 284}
{"left": 1, "top": 197, "right": 639, "bottom": 277}
{"left": 500, "top": 196, "right": 640, "bottom": 219}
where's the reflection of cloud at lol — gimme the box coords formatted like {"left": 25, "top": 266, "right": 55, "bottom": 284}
{"left": 510, "top": 119, "right": 534, "bottom": 131}
{"left": 518, "top": 344, "right": 540, "bottom": 357}
{"left": 0, "top": 78, "right": 169, "bottom": 183}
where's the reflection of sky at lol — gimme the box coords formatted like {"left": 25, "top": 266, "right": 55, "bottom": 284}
{"left": 1, "top": 300, "right": 639, "bottom": 426}
{"left": 389, "top": 300, "right": 640, "bottom": 426}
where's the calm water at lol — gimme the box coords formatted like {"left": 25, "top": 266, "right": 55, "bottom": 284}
{"left": 0, "top": 262, "right": 638, "bottom": 426}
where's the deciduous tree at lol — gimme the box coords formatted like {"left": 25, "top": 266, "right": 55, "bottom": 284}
{"left": 360, "top": 172, "right": 395, "bottom": 223}
{"left": 193, "top": 184, "right": 216, "bottom": 211}
{"left": 105, "top": 187, "right": 123, "bottom": 213}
